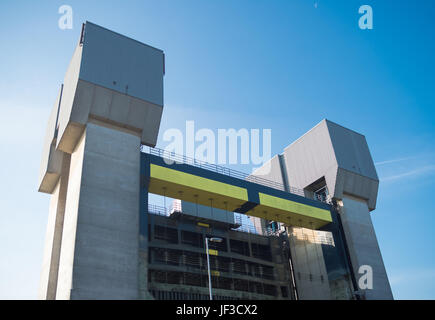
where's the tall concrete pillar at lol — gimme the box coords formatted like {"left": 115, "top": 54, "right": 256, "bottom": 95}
{"left": 38, "top": 154, "right": 70, "bottom": 299}
{"left": 280, "top": 119, "right": 393, "bottom": 299}
{"left": 56, "top": 122, "right": 141, "bottom": 299}
{"left": 336, "top": 195, "right": 392, "bottom": 299}
{"left": 288, "top": 227, "right": 331, "bottom": 300}
{"left": 251, "top": 119, "right": 393, "bottom": 299}
{"left": 37, "top": 22, "right": 164, "bottom": 299}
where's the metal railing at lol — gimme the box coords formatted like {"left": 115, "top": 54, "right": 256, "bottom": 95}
{"left": 147, "top": 203, "right": 275, "bottom": 236}
{"left": 141, "top": 146, "right": 306, "bottom": 198}
{"left": 148, "top": 202, "right": 182, "bottom": 217}
{"left": 147, "top": 203, "right": 169, "bottom": 216}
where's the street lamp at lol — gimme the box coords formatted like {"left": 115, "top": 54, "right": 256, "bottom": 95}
{"left": 205, "top": 236, "right": 222, "bottom": 300}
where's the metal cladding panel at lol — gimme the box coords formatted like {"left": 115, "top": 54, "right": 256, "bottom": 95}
{"left": 281, "top": 119, "right": 379, "bottom": 210}
{"left": 80, "top": 22, "right": 164, "bottom": 106}
{"left": 325, "top": 120, "right": 379, "bottom": 210}
{"left": 53, "top": 22, "right": 164, "bottom": 153}
{"left": 283, "top": 120, "right": 338, "bottom": 195}
{"left": 250, "top": 155, "right": 284, "bottom": 187}
{"left": 326, "top": 120, "right": 378, "bottom": 181}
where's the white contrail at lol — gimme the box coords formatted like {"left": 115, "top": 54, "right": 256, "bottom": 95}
{"left": 381, "top": 165, "right": 435, "bottom": 182}
{"left": 375, "top": 157, "right": 415, "bottom": 166}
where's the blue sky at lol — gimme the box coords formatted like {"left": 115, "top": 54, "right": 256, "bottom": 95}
{"left": 0, "top": 0, "right": 434, "bottom": 299}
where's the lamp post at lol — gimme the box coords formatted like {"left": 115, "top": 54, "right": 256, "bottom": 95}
{"left": 205, "top": 236, "right": 222, "bottom": 300}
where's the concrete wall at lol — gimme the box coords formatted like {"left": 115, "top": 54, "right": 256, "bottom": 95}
{"left": 55, "top": 122, "right": 141, "bottom": 299}
{"left": 38, "top": 86, "right": 65, "bottom": 194}
{"left": 56, "top": 129, "right": 86, "bottom": 299}
{"left": 281, "top": 120, "right": 391, "bottom": 299}
{"left": 247, "top": 119, "right": 392, "bottom": 299}
{"left": 56, "top": 45, "right": 84, "bottom": 154}
{"left": 288, "top": 227, "right": 331, "bottom": 299}
{"left": 38, "top": 180, "right": 60, "bottom": 299}
{"left": 38, "top": 22, "right": 165, "bottom": 300}
{"left": 338, "top": 195, "right": 393, "bottom": 299}
{"left": 38, "top": 154, "right": 70, "bottom": 299}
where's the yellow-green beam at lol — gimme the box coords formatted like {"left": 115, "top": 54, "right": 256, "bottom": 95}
{"left": 147, "top": 162, "right": 332, "bottom": 229}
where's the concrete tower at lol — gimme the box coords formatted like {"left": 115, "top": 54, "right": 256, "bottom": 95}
{"left": 37, "top": 22, "right": 164, "bottom": 299}
{"left": 37, "top": 22, "right": 391, "bottom": 301}
{"left": 252, "top": 119, "right": 393, "bottom": 299}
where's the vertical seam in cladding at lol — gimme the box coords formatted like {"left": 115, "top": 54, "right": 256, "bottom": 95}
{"left": 278, "top": 154, "right": 290, "bottom": 192}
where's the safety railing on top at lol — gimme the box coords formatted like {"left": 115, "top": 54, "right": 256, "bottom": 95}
{"left": 141, "top": 146, "right": 306, "bottom": 198}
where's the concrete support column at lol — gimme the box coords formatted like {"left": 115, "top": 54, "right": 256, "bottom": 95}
{"left": 38, "top": 22, "right": 164, "bottom": 300}
{"left": 337, "top": 195, "right": 393, "bottom": 299}
{"left": 56, "top": 122, "right": 141, "bottom": 299}
{"left": 38, "top": 154, "right": 70, "bottom": 299}
{"left": 287, "top": 226, "right": 331, "bottom": 300}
